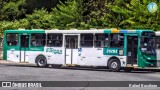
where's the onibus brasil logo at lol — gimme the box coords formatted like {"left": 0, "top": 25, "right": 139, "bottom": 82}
{"left": 147, "top": 2, "right": 158, "bottom": 13}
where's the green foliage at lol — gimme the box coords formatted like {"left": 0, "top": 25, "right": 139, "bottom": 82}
{"left": 50, "top": 0, "right": 83, "bottom": 29}
{"left": 14, "top": 19, "right": 30, "bottom": 29}
{"left": 107, "top": 0, "right": 160, "bottom": 30}
{"left": 83, "top": 0, "right": 108, "bottom": 29}
{"left": 0, "top": 21, "right": 14, "bottom": 33}
{"left": 21, "top": 0, "right": 84, "bottom": 30}
{"left": 26, "top": 8, "right": 52, "bottom": 29}
{"left": 0, "top": 0, "right": 160, "bottom": 35}
{"left": 1, "top": 0, "right": 26, "bottom": 20}
{"left": 0, "top": 0, "right": 59, "bottom": 21}
{"left": 104, "top": 0, "right": 131, "bottom": 29}
{"left": 0, "top": 19, "right": 30, "bottom": 35}
{"left": 82, "top": 0, "right": 131, "bottom": 29}
{"left": 25, "top": 0, "right": 58, "bottom": 13}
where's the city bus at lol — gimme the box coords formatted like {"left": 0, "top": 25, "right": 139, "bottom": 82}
{"left": 3, "top": 29, "right": 157, "bottom": 72}
{"left": 155, "top": 32, "right": 160, "bottom": 66}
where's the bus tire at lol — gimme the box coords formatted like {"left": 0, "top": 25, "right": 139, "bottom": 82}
{"left": 108, "top": 59, "right": 121, "bottom": 72}
{"left": 36, "top": 55, "right": 48, "bottom": 68}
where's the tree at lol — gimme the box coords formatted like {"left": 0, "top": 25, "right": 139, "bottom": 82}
{"left": 1, "top": 0, "right": 26, "bottom": 21}
{"left": 83, "top": 0, "right": 108, "bottom": 29}
{"left": 107, "top": 0, "right": 160, "bottom": 30}
{"left": 50, "top": 0, "right": 84, "bottom": 29}
{"left": 0, "top": 19, "right": 30, "bottom": 36}
{"left": 0, "top": 0, "right": 59, "bottom": 21}
{"left": 26, "top": 8, "right": 52, "bottom": 29}
{"left": 25, "top": 0, "right": 58, "bottom": 13}
{"left": 0, "top": 0, "right": 160, "bottom": 31}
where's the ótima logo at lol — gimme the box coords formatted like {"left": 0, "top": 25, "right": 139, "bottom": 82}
{"left": 148, "top": 2, "right": 158, "bottom": 13}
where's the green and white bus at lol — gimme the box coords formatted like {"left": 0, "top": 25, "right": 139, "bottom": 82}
{"left": 155, "top": 32, "right": 160, "bottom": 66}
{"left": 3, "top": 29, "right": 157, "bottom": 71}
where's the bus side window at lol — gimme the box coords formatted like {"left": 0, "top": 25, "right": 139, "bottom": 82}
{"left": 6, "top": 33, "right": 18, "bottom": 46}
{"left": 47, "top": 33, "right": 63, "bottom": 47}
{"left": 110, "top": 34, "right": 124, "bottom": 48}
{"left": 80, "top": 34, "right": 93, "bottom": 47}
{"left": 156, "top": 36, "right": 160, "bottom": 49}
{"left": 94, "top": 33, "right": 109, "bottom": 48}
{"left": 31, "top": 34, "right": 46, "bottom": 46}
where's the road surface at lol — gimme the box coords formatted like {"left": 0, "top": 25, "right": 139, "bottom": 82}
{"left": 0, "top": 64, "right": 160, "bottom": 90}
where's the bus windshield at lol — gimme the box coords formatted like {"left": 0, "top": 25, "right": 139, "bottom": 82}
{"left": 140, "top": 37, "right": 156, "bottom": 55}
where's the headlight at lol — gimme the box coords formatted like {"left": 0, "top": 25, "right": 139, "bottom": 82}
{"left": 118, "top": 49, "right": 123, "bottom": 55}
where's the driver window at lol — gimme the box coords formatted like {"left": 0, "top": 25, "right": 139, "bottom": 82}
{"left": 141, "top": 38, "right": 148, "bottom": 47}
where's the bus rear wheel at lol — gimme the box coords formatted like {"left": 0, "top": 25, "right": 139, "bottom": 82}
{"left": 108, "top": 59, "right": 121, "bottom": 72}
{"left": 36, "top": 55, "right": 48, "bottom": 68}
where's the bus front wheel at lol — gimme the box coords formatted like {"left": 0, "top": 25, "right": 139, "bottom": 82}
{"left": 108, "top": 59, "right": 121, "bottom": 72}
{"left": 36, "top": 55, "right": 48, "bottom": 68}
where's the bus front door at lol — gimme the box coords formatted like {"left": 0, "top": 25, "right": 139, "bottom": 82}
{"left": 127, "top": 36, "right": 138, "bottom": 66}
{"left": 65, "top": 35, "right": 78, "bottom": 65}
{"left": 20, "top": 35, "right": 29, "bottom": 62}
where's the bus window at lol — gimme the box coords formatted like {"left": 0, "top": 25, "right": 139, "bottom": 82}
{"left": 94, "top": 34, "right": 109, "bottom": 48}
{"left": 6, "top": 34, "right": 18, "bottom": 46}
{"left": 156, "top": 36, "right": 160, "bottom": 49}
{"left": 47, "top": 34, "right": 63, "bottom": 47}
{"left": 110, "top": 34, "right": 124, "bottom": 48}
{"left": 80, "top": 34, "right": 93, "bottom": 47}
{"left": 31, "top": 34, "right": 46, "bottom": 46}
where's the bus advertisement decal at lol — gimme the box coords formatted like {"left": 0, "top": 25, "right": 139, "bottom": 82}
{"left": 46, "top": 48, "right": 62, "bottom": 54}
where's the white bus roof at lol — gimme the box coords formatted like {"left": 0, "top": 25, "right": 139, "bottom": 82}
{"left": 45, "top": 30, "right": 105, "bottom": 33}
{"left": 45, "top": 29, "right": 152, "bottom": 34}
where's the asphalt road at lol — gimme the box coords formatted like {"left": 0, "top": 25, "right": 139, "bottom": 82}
{"left": 0, "top": 64, "right": 160, "bottom": 90}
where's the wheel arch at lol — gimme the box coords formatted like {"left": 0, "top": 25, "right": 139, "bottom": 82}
{"left": 107, "top": 56, "right": 121, "bottom": 67}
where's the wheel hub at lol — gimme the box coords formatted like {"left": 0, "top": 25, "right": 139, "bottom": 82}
{"left": 38, "top": 58, "right": 45, "bottom": 66}
{"left": 40, "top": 59, "right": 44, "bottom": 64}
{"left": 111, "top": 62, "right": 118, "bottom": 69}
